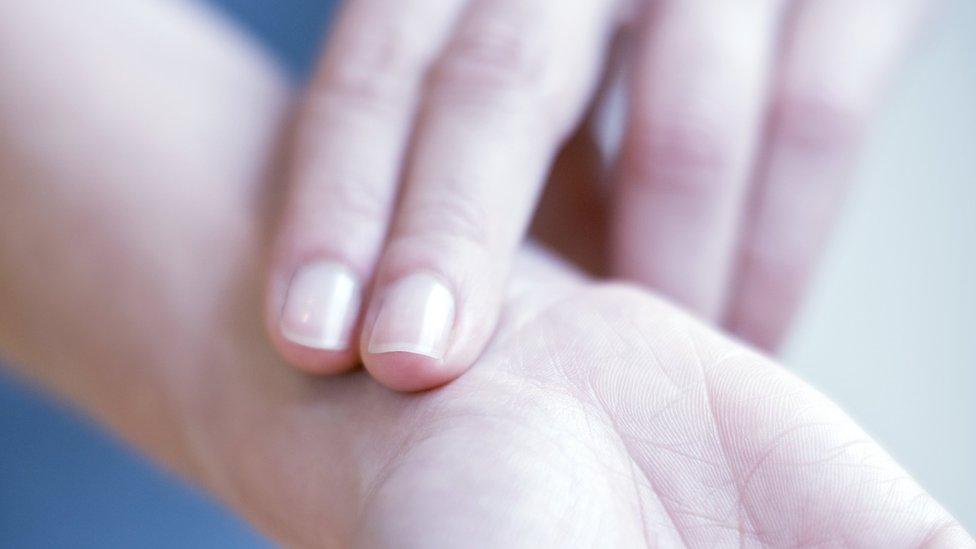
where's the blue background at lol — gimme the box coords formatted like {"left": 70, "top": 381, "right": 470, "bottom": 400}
{"left": 0, "top": 1, "right": 336, "bottom": 546}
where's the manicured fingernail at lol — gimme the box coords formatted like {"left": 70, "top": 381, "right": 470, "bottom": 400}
{"left": 280, "top": 261, "right": 361, "bottom": 350}
{"left": 367, "top": 272, "right": 455, "bottom": 360}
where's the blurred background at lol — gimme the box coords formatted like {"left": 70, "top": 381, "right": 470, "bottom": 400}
{"left": 1, "top": 0, "right": 973, "bottom": 545}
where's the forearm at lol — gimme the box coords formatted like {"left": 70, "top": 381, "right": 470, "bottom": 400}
{"left": 0, "top": 0, "right": 289, "bottom": 488}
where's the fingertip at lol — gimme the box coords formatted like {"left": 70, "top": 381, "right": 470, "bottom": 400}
{"left": 272, "top": 334, "right": 362, "bottom": 376}
{"left": 267, "top": 259, "right": 365, "bottom": 375}
{"left": 361, "top": 351, "right": 462, "bottom": 392}
{"left": 357, "top": 270, "right": 465, "bottom": 391}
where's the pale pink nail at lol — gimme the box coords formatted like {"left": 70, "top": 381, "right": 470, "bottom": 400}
{"left": 368, "top": 272, "right": 455, "bottom": 360}
{"left": 280, "top": 261, "right": 361, "bottom": 350}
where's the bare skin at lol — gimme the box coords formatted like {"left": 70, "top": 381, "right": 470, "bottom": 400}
{"left": 0, "top": 1, "right": 971, "bottom": 547}
{"left": 268, "top": 0, "right": 935, "bottom": 391}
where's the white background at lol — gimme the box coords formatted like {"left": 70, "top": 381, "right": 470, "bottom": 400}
{"left": 786, "top": 0, "right": 975, "bottom": 528}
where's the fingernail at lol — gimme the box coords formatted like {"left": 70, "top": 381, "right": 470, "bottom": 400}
{"left": 280, "top": 261, "right": 361, "bottom": 350}
{"left": 367, "top": 272, "right": 455, "bottom": 360}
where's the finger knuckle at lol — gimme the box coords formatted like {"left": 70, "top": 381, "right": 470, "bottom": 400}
{"left": 327, "top": 177, "right": 392, "bottom": 227}
{"left": 624, "top": 113, "right": 736, "bottom": 192}
{"left": 399, "top": 187, "right": 495, "bottom": 257}
{"left": 772, "top": 91, "right": 864, "bottom": 156}
{"left": 320, "top": 25, "right": 429, "bottom": 111}
{"left": 430, "top": 18, "right": 549, "bottom": 105}
{"left": 290, "top": 169, "right": 392, "bottom": 243}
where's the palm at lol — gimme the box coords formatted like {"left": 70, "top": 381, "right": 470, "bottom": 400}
{"left": 0, "top": 1, "right": 968, "bottom": 547}
{"left": 341, "top": 281, "right": 954, "bottom": 547}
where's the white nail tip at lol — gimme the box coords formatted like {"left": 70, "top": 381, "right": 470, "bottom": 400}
{"left": 280, "top": 261, "right": 361, "bottom": 351}
{"left": 365, "top": 342, "right": 446, "bottom": 360}
{"left": 280, "top": 328, "right": 350, "bottom": 351}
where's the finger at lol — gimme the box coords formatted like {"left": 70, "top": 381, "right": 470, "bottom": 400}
{"left": 611, "top": 0, "right": 786, "bottom": 321}
{"left": 724, "top": 0, "right": 935, "bottom": 350}
{"left": 267, "top": 0, "right": 466, "bottom": 373}
{"left": 359, "top": 0, "right": 621, "bottom": 391}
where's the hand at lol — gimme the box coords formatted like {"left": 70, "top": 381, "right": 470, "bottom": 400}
{"left": 0, "top": 1, "right": 969, "bottom": 546}
{"left": 267, "top": 0, "right": 935, "bottom": 391}
{"left": 267, "top": 0, "right": 625, "bottom": 389}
